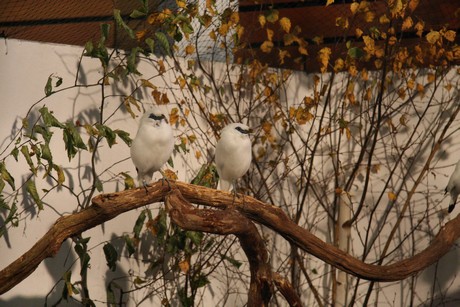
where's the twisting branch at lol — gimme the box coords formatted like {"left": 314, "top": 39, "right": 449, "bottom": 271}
{"left": 1, "top": 181, "right": 460, "bottom": 300}
{"left": 165, "top": 188, "right": 274, "bottom": 306}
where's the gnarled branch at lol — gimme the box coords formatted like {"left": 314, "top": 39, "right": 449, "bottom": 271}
{"left": 1, "top": 180, "right": 460, "bottom": 299}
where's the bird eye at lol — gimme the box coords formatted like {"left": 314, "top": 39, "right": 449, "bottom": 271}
{"left": 235, "top": 126, "right": 250, "bottom": 134}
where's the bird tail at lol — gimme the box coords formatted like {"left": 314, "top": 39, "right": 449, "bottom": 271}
{"left": 218, "top": 179, "right": 233, "bottom": 191}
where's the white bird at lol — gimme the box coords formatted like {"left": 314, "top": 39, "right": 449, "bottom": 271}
{"left": 130, "top": 109, "right": 174, "bottom": 188}
{"left": 445, "top": 159, "right": 460, "bottom": 213}
{"left": 215, "top": 123, "right": 252, "bottom": 191}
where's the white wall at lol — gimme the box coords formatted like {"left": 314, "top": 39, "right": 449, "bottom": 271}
{"left": 1, "top": 38, "right": 460, "bottom": 306}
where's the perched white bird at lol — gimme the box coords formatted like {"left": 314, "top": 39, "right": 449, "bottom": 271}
{"left": 445, "top": 159, "right": 460, "bottom": 213}
{"left": 130, "top": 109, "right": 174, "bottom": 188}
{"left": 215, "top": 123, "right": 252, "bottom": 191}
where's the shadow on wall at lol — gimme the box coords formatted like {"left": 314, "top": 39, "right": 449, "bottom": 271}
{"left": 0, "top": 239, "right": 80, "bottom": 306}
{"left": 420, "top": 247, "right": 460, "bottom": 305}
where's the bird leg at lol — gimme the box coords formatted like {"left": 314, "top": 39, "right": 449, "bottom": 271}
{"left": 142, "top": 180, "right": 149, "bottom": 194}
{"left": 159, "top": 170, "right": 172, "bottom": 190}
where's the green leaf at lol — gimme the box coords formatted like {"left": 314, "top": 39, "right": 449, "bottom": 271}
{"left": 44, "top": 75, "right": 53, "bottom": 96}
{"left": 55, "top": 76, "right": 63, "bottom": 87}
{"left": 191, "top": 273, "right": 209, "bottom": 289}
{"left": 10, "top": 147, "right": 19, "bottom": 161}
{"left": 21, "top": 145, "right": 37, "bottom": 175}
{"left": 133, "top": 210, "right": 146, "bottom": 239}
{"left": 96, "top": 124, "right": 117, "bottom": 147}
{"left": 114, "top": 129, "right": 132, "bottom": 146}
{"left": 40, "top": 143, "right": 53, "bottom": 165}
{"left": 348, "top": 47, "right": 364, "bottom": 59}
{"left": 103, "top": 243, "right": 118, "bottom": 272}
{"left": 34, "top": 125, "right": 54, "bottom": 143}
{"left": 127, "top": 47, "right": 141, "bottom": 74}
{"left": 26, "top": 179, "right": 43, "bottom": 210}
{"left": 95, "top": 178, "right": 103, "bottom": 192}
{"left": 0, "top": 162, "right": 15, "bottom": 190}
{"left": 130, "top": 8, "right": 147, "bottom": 19}
{"left": 155, "top": 32, "right": 171, "bottom": 56}
{"left": 221, "top": 254, "right": 242, "bottom": 268}
{"left": 39, "top": 106, "right": 65, "bottom": 128}
{"left": 63, "top": 122, "right": 88, "bottom": 160}
{"left": 100, "top": 23, "right": 111, "bottom": 43}
{"left": 0, "top": 178, "right": 4, "bottom": 194}
{"left": 114, "top": 9, "right": 135, "bottom": 39}
{"left": 120, "top": 172, "right": 135, "bottom": 190}
{"left": 145, "top": 38, "right": 155, "bottom": 53}
{"left": 124, "top": 235, "right": 136, "bottom": 257}
{"left": 186, "top": 231, "right": 203, "bottom": 246}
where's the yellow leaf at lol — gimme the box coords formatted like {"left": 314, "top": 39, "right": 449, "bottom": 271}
{"left": 336, "top": 17, "right": 349, "bottom": 29}
{"left": 317, "top": 47, "right": 331, "bottom": 72}
{"left": 219, "top": 23, "right": 229, "bottom": 36}
{"left": 426, "top": 31, "right": 441, "bottom": 44}
{"left": 416, "top": 83, "right": 424, "bottom": 93}
{"left": 355, "top": 28, "right": 363, "bottom": 38}
{"left": 230, "top": 12, "right": 239, "bottom": 24}
{"left": 388, "top": 36, "right": 398, "bottom": 45}
{"left": 136, "top": 30, "right": 147, "bottom": 41}
{"left": 379, "top": 14, "right": 390, "bottom": 24}
{"left": 209, "top": 30, "right": 217, "bottom": 41}
{"left": 427, "top": 73, "right": 435, "bottom": 83}
{"left": 414, "top": 21, "right": 424, "bottom": 37}
{"left": 140, "top": 79, "right": 156, "bottom": 89}
{"left": 163, "top": 169, "right": 178, "bottom": 180}
{"left": 158, "top": 59, "right": 166, "bottom": 74}
{"left": 326, "top": 0, "right": 334, "bottom": 7}
{"left": 298, "top": 45, "right": 308, "bottom": 56}
{"left": 279, "top": 17, "right": 291, "bottom": 33}
{"left": 334, "top": 58, "right": 345, "bottom": 72}
{"left": 364, "top": 11, "right": 375, "bottom": 22}
{"left": 262, "top": 121, "right": 272, "bottom": 134}
{"left": 195, "top": 150, "right": 202, "bottom": 160}
{"left": 266, "top": 28, "right": 274, "bottom": 41}
{"left": 350, "top": 2, "right": 359, "bottom": 14}
{"left": 443, "top": 30, "right": 456, "bottom": 42}
{"left": 389, "top": 0, "right": 403, "bottom": 17}
{"left": 169, "top": 107, "right": 179, "bottom": 125}
{"left": 388, "top": 191, "right": 397, "bottom": 201}
{"left": 278, "top": 49, "right": 290, "bottom": 64}
{"left": 402, "top": 17, "right": 413, "bottom": 30}
{"left": 371, "top": 164, "right": 380, "bottom": 173}
{"left": 177, "top": 76, "right": 186, "bottom": 89}
{"left": 260, "top": 40, "right": 274, "bottom": 53}
{"left": 185, "top": 44, "right": 195, "bottom": 55}
{"left": 176, "top": 0, "right": 186, "bottom": 8}
{"left": 399, "top": 114, "right": 408, "bottom": 126}
{"left": 408, "top": 0, "right": 420, "bottom": 12}
{"left": 258, "top": 15, "right": 266, "bottom": 27}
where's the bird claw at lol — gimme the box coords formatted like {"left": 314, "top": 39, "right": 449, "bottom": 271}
{"left": 142, "top": 181, "right": 149, "bottom": 194}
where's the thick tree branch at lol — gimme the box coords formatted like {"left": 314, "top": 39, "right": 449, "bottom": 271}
{"left": 165, "top": 188, "right": 274, "bottom": 306}
{"left": 1, "top": 180, "right": 460, "bottom": 296}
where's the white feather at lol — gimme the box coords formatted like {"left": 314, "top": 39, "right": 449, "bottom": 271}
{"left": 215, "top": 123, "right": 252, "bottom": 191}
{"left": 445, "top": 159, "right": 460, "bottom": 213}
{"left": 130, "top": 108, "right": 174, "bottom": 186}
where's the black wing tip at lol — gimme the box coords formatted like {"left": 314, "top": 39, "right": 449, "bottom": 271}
{"left": 448, "top": 204, "right": 455, "bottom": 213}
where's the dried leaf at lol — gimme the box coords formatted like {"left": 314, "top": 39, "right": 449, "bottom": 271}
{"left": 260, "top": 40, "right": 274, "bottom": 53}
{"left": 279, "top": 17, "right": 291, "bottom": 33}
{"left": 426, "top": 31, "right": 441, "bottom": 44}
{"left": 388, "top": 191, "right": 397, "bottom": 201}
